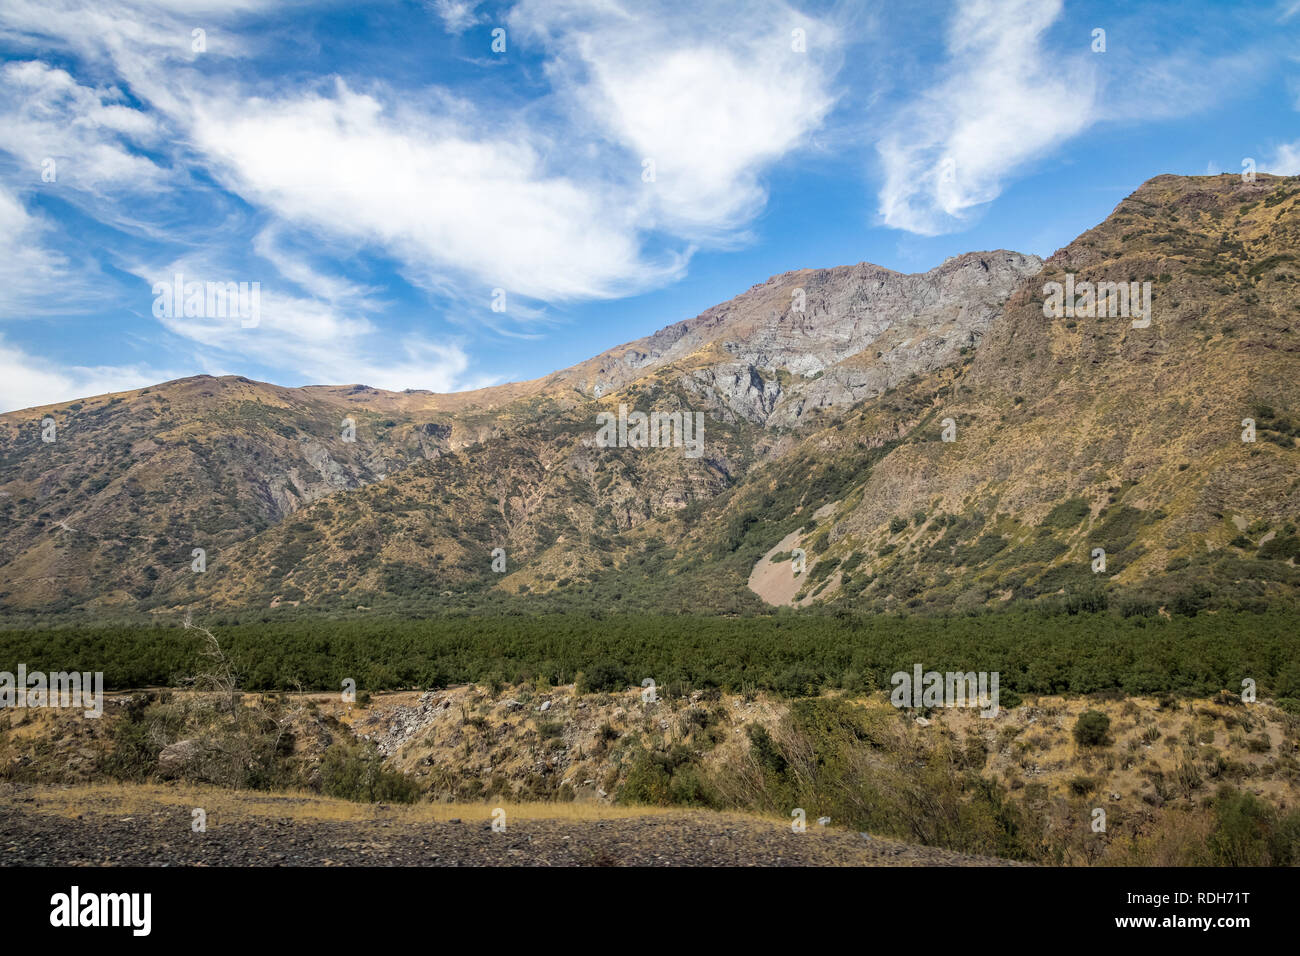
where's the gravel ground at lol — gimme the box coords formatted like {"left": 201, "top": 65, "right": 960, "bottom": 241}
{"left": 0, "top": 787, "right": 1024, "bottom": 867}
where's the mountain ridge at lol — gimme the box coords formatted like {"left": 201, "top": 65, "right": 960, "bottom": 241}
{"left": 2, "top": 173, "right": 1297, "bottom": 617}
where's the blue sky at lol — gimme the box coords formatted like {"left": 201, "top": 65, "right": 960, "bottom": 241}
{"left": 0, "top": 0, "right": 1297, "bottom": 412}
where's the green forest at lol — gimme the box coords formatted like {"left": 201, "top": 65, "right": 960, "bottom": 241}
{"left": 2, "top": 607, "right": 1298, "bottom": 705}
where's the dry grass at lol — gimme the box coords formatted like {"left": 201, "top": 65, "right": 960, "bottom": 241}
{"left": 17, "top": 781, "right": 801, "bottom": 829}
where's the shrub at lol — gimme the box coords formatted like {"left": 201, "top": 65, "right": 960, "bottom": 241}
{"left": 618, "top": 744, "right": 714, "bottom": 807}
{"left": 1205, "top": 788, "right": 1283, "bottom": 866}
{"left": 535, "top": 719, "right": 564, "bottom": 739}
{"left": 1118, "top": 596, "right": 1157, "bottom": 618}
{"left": 576, "top": 661, "right": 625, "bottom": 694}
{"left": 1040, "top": 498, "right": 1090, "bottom": 530}
{"left": 1068, "top": 775, "right": 1097, "bottom": 796}
{"left": 1065, "top": 584, "right": 1108, "bottom": 615}
{"left": 748, "top": 724, "right": 788, "bottom": 775}
{"left": 319, "top": 741, "right": 420, "bottom": 803}
{"left": 1073, "top": 710, "right": 1111, "bottom": 747}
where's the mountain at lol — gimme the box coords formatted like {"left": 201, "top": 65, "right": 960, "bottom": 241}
{"left": 1, "top": 173, "right": 1297, "bottom": 618}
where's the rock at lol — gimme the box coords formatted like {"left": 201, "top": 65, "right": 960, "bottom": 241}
{"left": 914, "top": 716, "right": 930, "bottom": 727}
{"left": 817, "top": 817, "right": 831, "bottom": 827}
{"left": 586, "top": 251, "right": 1041, "bottom": 428}
{"left": 538, "top": 700, "right": 551, "bottom": 712}
{"left": 156, "top": 739, "right": 203, "bottom": 777}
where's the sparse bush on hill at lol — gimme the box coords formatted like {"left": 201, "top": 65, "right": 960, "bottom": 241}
{"left": 1073, "top": 710, "right": 1111, "bottom": 747}
{"left": 319, "top": 740, "right": 419, "bottom": 804}
{"left": 618, "top": 744, "right": 715, "bottom": 808}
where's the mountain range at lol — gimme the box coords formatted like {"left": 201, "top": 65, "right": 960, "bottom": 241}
{"left": 2, "top": 173, "right": 1297, "bottom": 619}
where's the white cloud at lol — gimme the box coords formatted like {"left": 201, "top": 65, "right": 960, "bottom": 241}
{"left": 133, "top": 255, "right": 492, "bottom": 393}
{"left": 0, "top": 0, "right": 842, "bottom": 319}
{"left": 1265, "top": 141, "right": 1300, "bottom": 175}
{"left": 512, "top": 0, "right": 841, "bottom": 238}
{"left": 876, "top": 0, "right": 1097, "bottom": 235}
{"left": 0, "top": 60, "right": 165, "bottom": 193}
{"left": 0, "top": 184, "right": 101, "bottom": 318}
{"left": 0, "top": 334, "right": 171, "bottom": 412}
{"left": 186, "top": 80, "right": 686, "bottom": 303}
{"left": 251, "top": 226, "right": 387, "bottom": 315}
{"left": 329, "top": 337, "right": 492, "bottom": 393}
{"left": 429, "top": 0, "right": 484, "bottom": 35}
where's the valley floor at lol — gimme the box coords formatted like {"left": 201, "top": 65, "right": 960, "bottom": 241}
{"left": 0, "top": 783, "right": 1021, "bottom": 867}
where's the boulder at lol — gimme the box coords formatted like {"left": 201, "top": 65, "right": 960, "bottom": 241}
{"left": 157, "top": 739, "right": 204, "bottom": 777}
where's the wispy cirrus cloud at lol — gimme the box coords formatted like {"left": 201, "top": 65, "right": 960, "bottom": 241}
{"left": 428, "top": 0, "right": 485, "bottom": 35}
{"left": 876, "top": 0, "right": 1096, "bottom": 235}
{"left": 129, "top": 252, "right": 494, "bottom": 395}
{"left": 0, "top": 60, "right": 165, "bottom": 193}
{"left": 186, "top": 79, "right": 685, "bottom": 304}
{"left": 0, "top": 333, "right": 175, "bottom": 412}
{"left": 512, "top": 0, "right": 842, "bottom": 240}
{"left": 0, "top": 184, "right": 101, "bottom": 319}
{"left": 874, "top": 0, "right": 1289, "bottom": 236}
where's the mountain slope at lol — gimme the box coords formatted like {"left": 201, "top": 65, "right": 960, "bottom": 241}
{"left": 771, "top": 173, "right": 1300, "bottom": 613}
{"left": 2, "top": 173, "right": 1297, "bottom": 618}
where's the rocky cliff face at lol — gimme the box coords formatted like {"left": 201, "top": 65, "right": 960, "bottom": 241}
{"left": 569, "top": 250, "right": 1041, "bottom": 426}
{"left": 764, "top": 174, "right": 1300, "bottom": 613}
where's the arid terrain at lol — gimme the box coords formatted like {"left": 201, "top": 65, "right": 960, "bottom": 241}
{"left": 4, "top": 682, "right": 1296, "bottom": 865}
{"left": 2, "top": 174, "right": 1299, "bottom": 869}
{"left": 2, "top": 174, "right": 1297, "bottom": 621}
{"left": 0, "top": 783, "right": 1019, "bottom": 866}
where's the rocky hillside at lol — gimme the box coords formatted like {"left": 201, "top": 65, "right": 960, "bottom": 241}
{"left": 0, "top": 376, "right": 461, "bottom": 609}
{"left": 557, "top": 249, "right": 1040, "bottom": 426}
{"left": 4, "top": 683, "right": 1296, "bottom": 865}
{"left": 1, "top": 173, "right": 1297, "bottom": 617}
{"left": 776, "top": 173, "right": 1300, "bottom": 613}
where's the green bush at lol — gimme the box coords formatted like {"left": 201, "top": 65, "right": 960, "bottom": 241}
{"left": 748, "top": 723, "right": 788, "bottom": 775}
{"left": 1204, "top": 787, "right": 1300, "bottom": 866}
{"left": 618, "top": 744, "right": 714, "bottom": 807}
{"left": 1040, "top": 498, "right": 1089, "bottom": 530}
{"left": 319, "top": 741, "right": 420, "bottom": 803}
{"left": 1065, "top": 584, "right": 1108, "bottom": 615}
{"left": 2, "top": 609, "right": 1298, "bottom": 702}
{"left": 576, "top": 661, "right": 626, "bottom": 694}
{"left": 1072, "top": 710, "right": 1111, "bottom": 747}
